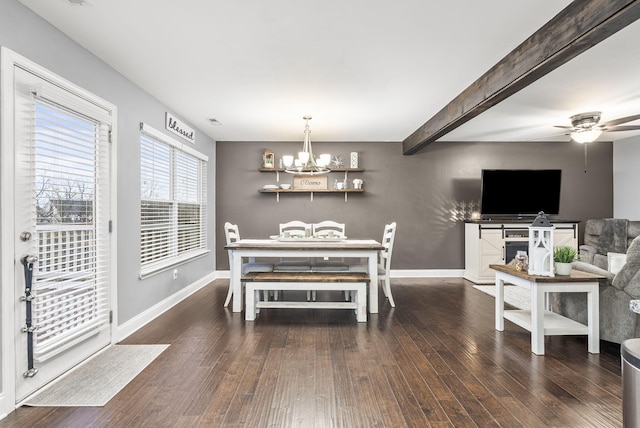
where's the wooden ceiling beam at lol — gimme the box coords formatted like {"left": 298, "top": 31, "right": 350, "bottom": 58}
{"left": 402, "top": 0, "right": 640, "bottom": 155}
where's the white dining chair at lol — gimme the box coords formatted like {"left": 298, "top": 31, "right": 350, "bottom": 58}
{"left": 309, "top": 221, "right": 348, "bottom": 301}
{"left": 274, "top": 221, "right": 313, "bottom": 299}
{"left": 349, "top": 222, "right": 397, "bottom": 307}
{"left": 224, "top": 222, "right": 274, "bottom": 307}
{"left": 379, "top": 222, "right": 397, "bottom": 307}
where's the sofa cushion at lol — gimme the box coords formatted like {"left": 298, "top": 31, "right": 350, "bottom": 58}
{"left": 613, "top": 236, "right": 640, "bottom": 292}
{"left": 594, "top": 254, "right": 608, "bottom": 271}
{"left": 607, "top": 252, "right": 627, "bottom": 274}
{"left": 597, "top": 218, "right": 628, "bottom": 254}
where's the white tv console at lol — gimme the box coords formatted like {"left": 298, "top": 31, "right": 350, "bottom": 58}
{"left": 464, "top": 220, "right": 579, "bottom": 284}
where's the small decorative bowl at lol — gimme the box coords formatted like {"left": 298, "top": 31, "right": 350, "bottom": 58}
{"left": 280, "top": 184, "right": 291, "bottom": 190}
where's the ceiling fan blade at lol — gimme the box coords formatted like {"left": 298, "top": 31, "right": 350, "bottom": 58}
{"left": 600, "top": 114, "right": 640, "bottom": 127}
{"left": 603, "top": 125, "right": 640, "bottom": 132}
{"left": 553, "top": 125, "right": 573, "bottom": 129}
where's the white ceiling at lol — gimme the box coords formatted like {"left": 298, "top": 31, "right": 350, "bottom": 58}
{"left": 18, "top": 0, "right": 640, "bottom": 145}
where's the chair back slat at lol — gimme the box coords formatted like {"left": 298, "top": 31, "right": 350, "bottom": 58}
{"left": 312, "top": 221, "right": 346, "bottom": 238}
{"left": 279, "top": 221, "right": 312, "bottom": 237}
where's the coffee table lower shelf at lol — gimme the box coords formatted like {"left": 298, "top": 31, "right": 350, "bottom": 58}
{"left": 504, "top": 310, "right": 590, "bottom": 336}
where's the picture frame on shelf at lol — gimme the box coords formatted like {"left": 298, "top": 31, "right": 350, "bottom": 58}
{"left": 262, "top": 150, "right": 275, "bottom": 168}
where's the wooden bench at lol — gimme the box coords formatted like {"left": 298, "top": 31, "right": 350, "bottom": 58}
{"left": 241, "top": 272, "right": 369, "bottom": 322}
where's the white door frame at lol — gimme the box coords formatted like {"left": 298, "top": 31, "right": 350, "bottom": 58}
{"left": 0, "top": 47, "right": 118, "bottom": 418}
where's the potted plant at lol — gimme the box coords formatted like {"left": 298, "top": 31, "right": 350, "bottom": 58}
{"left": 553, "top": 246, "right": 578, "bottom": 275}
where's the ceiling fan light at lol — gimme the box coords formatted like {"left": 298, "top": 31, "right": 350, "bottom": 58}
{"left": 571, "top": 129, "right": 602, "bottom": 144}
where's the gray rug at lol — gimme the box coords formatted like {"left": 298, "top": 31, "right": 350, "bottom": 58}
{"left": 23, "top": 344, "right": 169, "bottom": 407}
{"left": 473, "top": 285, "right": 531, "bottom": 310}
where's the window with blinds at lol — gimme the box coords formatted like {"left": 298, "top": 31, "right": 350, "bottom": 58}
{"left": 139, "top": 123, "right": 208, "bottom": 277}
{"left": 30, "top": 87, "right": 112, "bottom": 361}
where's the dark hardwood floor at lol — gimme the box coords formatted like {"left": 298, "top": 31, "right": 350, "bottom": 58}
{"left": 1, "top": 278, "right": 623, "bottom": 427}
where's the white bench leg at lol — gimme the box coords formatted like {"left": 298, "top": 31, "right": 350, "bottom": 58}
{"left": 355, "top": 283, "right": 367, "bottom": 322}
{"left": 246, "top": 284, "right": 256, "bottom": 321}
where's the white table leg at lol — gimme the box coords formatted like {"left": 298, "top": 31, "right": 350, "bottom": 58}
{"left": 587, "top": 285, "right": 600, "bottom": 353}
{"left": 368, "top": 254, "right": 378, "bottom": 313}
{"left": 231, "top": 251, "right": 243, "bottom": 313}
{"left": 495, "top": 274, "right": 505, "bottom": 331}
{"left": 531, "top": 285, "right": 545, "bottom": 355}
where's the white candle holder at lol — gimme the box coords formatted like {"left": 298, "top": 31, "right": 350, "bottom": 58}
{"left": 528, "top": 211, "right": 555, "bottom": 277}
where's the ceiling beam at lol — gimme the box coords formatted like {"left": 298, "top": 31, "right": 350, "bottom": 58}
{"left": 402, "top": 0, "right": 640, "bottom": 155}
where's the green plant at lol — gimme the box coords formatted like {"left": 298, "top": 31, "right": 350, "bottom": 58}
{"left": 553, "top": 246, "right": 577, "bottom": 263}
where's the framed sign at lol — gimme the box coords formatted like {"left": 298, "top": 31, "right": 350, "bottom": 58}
{"left": 165, "top": 112, "right": 195, "bottom": 143}
{"left": 294, "top": 175, "right": 328, "bottom": 190}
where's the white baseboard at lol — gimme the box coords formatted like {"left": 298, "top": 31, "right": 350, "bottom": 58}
{"left": 391, "top": 269, "right": 464, "bottom": 278}
{"left": 0, "top": 392, "right": 8, "bottom": 421}
{"left": 117, "top": 271, "right": 219, "bottom": 342}
{"left": 216, "top": 269, "right": 464, "bottom": 279}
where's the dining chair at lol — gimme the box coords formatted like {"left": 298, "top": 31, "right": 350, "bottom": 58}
{"left": 349, "top": 222, "right": 398, "bottom": 307}
{"left": 379, "top": 222, "right": 397, "bottom": 307}
{"left": 274, "top": 221, "right": 313, "bottom": 299}
{"left": 224, "top": 222, "right": 274, "bottom": 307}
{"left": 309, "top": 220, "right": 348, "bottom": 301}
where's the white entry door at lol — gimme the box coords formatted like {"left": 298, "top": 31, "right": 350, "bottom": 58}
{"left": 12, "top": 64, "right": 114, "bottom": 401}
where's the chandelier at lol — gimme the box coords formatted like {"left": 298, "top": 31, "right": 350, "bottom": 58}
{"left": 283, "top": 116, "right": 331, "bottom": 175}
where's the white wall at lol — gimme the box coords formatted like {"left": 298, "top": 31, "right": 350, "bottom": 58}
{"left": 614, "top": 135, "right": 640, "bottom": 219}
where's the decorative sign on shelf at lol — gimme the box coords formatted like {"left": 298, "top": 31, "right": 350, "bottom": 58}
{"left": 165, "top": 112, "right": 195, "bottom": 144}
{"left": 294, "top": 175, "right": 328, "bottom": 190}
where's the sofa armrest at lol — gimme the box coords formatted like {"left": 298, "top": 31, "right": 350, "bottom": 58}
{"left": 571, "top": 260, "right": 615, "bottom": 285}
{"left": 579, "top": 245, "right": 597, "bottom": 264}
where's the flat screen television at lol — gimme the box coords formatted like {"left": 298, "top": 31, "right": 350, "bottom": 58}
{"left": 480, "top": 169, "right": 562, "bottom": 218}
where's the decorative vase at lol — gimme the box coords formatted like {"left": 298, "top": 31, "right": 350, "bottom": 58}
{"left": 554, "top": 262, "right": 572, "bottom": 276}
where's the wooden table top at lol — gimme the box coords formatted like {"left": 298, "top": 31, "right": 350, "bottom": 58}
{"left": 225, "top": 239, "right": 383, "bottom": 250}
{"left": 489, "top": 264, "right": 606, "bottom": 283}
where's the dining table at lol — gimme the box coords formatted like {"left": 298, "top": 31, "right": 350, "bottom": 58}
{"left": 225, "top": 238, "right": 384, "bottom": 313}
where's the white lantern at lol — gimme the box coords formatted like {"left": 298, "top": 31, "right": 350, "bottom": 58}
{"left": 528, "top": 211, "right": 555, "bottom": 277}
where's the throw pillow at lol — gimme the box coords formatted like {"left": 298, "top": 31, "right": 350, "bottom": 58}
{"left": 612, "top": 236, "right": 640, "bottom": 291}
{"left": 607, "top": 252, "right": 627, "bottom": 275}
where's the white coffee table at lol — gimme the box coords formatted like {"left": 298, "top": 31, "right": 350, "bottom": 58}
{"left": 490, "top": 264, "right": 604, "bottom": 355}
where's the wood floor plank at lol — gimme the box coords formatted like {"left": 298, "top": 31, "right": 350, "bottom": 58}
{"left": 0, "top": 278, "right": 624, "bottom": 428}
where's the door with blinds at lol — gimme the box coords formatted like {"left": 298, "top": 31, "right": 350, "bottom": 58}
{"left": 12, "top": 64, "right": 114, "bottom": 401}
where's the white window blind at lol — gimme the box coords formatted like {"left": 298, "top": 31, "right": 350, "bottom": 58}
{"left": 31, "top": 93, "right": 112, "bottom": 361}
{"left": 140, "top": 123, "right": 207, "bottom": 278}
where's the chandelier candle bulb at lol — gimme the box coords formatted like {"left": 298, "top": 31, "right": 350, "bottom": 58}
{"left": 282, "top": 155, "right": 294, "bottom": 168}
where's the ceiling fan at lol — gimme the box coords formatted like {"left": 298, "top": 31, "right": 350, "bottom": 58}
{"left": 554, "top": 111, "right": 640, "bottom": 143}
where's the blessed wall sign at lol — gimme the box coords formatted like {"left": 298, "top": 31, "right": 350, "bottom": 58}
{"left": 293, "top": 175, "right": 328, "bottom": 190}
{"left": 165, "top": 112, "right": 195, "bottom": 144}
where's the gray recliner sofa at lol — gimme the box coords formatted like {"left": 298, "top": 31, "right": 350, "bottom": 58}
{"left": 550, "top": 219, "right": 640, "bottom": 344}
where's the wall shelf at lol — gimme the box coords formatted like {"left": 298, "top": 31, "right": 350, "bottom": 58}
{"left": 259, "top": 168, "right": 365, "bottom": 201}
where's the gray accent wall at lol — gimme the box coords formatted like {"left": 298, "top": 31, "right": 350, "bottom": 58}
{"left": 1, "top": 0, "right": 217, "bottom": 327}
{"left": 216, "top": 140, "right": 613, "bottom": 269}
